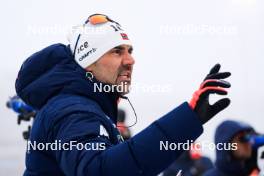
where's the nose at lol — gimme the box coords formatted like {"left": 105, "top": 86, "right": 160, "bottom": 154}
{"left": 122, "top": 52, "right": 135, "bottom": 67}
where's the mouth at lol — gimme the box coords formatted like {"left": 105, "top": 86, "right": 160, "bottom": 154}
{"left": 116, "top": 72, "right": 132, "bottom": 94}
{"left": 118, "top": 72, "right": 131, "bottom": 81}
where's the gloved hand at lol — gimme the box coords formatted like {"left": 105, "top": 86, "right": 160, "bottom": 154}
{"left": 189, "top": 64, "right": 231, "bottom": 124}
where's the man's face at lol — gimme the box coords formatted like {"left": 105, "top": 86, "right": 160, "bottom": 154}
{"left": 231, "top": 131, "right": 252, "bottom": 160}
{"left": 86, "top": 44, "right": 135, "bottom": 95}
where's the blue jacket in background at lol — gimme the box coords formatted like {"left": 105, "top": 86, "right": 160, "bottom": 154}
{"left": 204, "top": 120, "right": 256, "bottom": 176}
{"left": 16, "top": 44, "right": 204, "bottom": 176}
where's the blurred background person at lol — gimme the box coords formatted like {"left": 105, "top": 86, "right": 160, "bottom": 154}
{"left": 117, "top": 109, "right": 132, "bottom": 140}
{"left": 6, "top": 95, "right": 36, "bottom": 140}
{"left": 258, "top": 146, "right": 264, "bottom": 176}
{"left": 162, "top": 143, "right": 213, "bottom": 176}
{"left": 6, "top": 95, "right": 36, "bottom": 121}
{"left": 204, "top": 120, "right": 263, "bottom": 176}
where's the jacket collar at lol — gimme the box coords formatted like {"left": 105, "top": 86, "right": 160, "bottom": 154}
{"left": 61, "top": 54, "right": 120, "bottom": 123}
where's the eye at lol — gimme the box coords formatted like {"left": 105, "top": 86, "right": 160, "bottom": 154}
{"left": 112, "top": 49, "right": 122, "bottom": 55}
{"left": 128, "top": 48, "right": 133, "bottom": 54}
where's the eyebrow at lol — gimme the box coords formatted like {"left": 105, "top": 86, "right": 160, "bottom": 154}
{"left": 113, "top": 46, "right": 133, "bottom": 52}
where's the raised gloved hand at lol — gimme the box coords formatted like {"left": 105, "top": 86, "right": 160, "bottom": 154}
{"left": 189, "top": 64, "right": 231, "bottom": 124}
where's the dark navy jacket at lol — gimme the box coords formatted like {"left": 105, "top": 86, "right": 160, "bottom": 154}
{"left": 16, "top": 43, "right": 204, "bottom": 176}
{"left": 204, "top": 120, "right": 257, "bottom": 176}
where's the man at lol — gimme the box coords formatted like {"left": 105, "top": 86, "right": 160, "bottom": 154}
{"left": 6, "top": 95, "right": 36, "bottom": 119}
{"left": 117, "top": 109, "right": 131, "bottom": 140}
{"left": 162, "top": 144, "right": 213, "bottom": 176}
{"left": 6, "top": 95, "right": 36, "bottom": 140}
{"left": 16, "top": 14, "right": 231, "bottom": 176}
{"left": 258, "top": 146, "right": 264, "bottom": 176}
{"left": 204, "top": 120, "right": 259, "bottom": 176}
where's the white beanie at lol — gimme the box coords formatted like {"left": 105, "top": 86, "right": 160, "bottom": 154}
{"left": 68, "top": 15, "right": 132, "bottom": 69}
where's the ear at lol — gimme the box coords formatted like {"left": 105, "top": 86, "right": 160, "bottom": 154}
{"left": 85, "top": 64, "right": 95, "bottom": 72}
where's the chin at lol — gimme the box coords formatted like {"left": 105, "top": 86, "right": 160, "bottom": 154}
{"left": 117, "top": 82, "right": 131, "bottom": 95}
{"left": 120, "top": 90, "right": 130, "bottom": 95}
